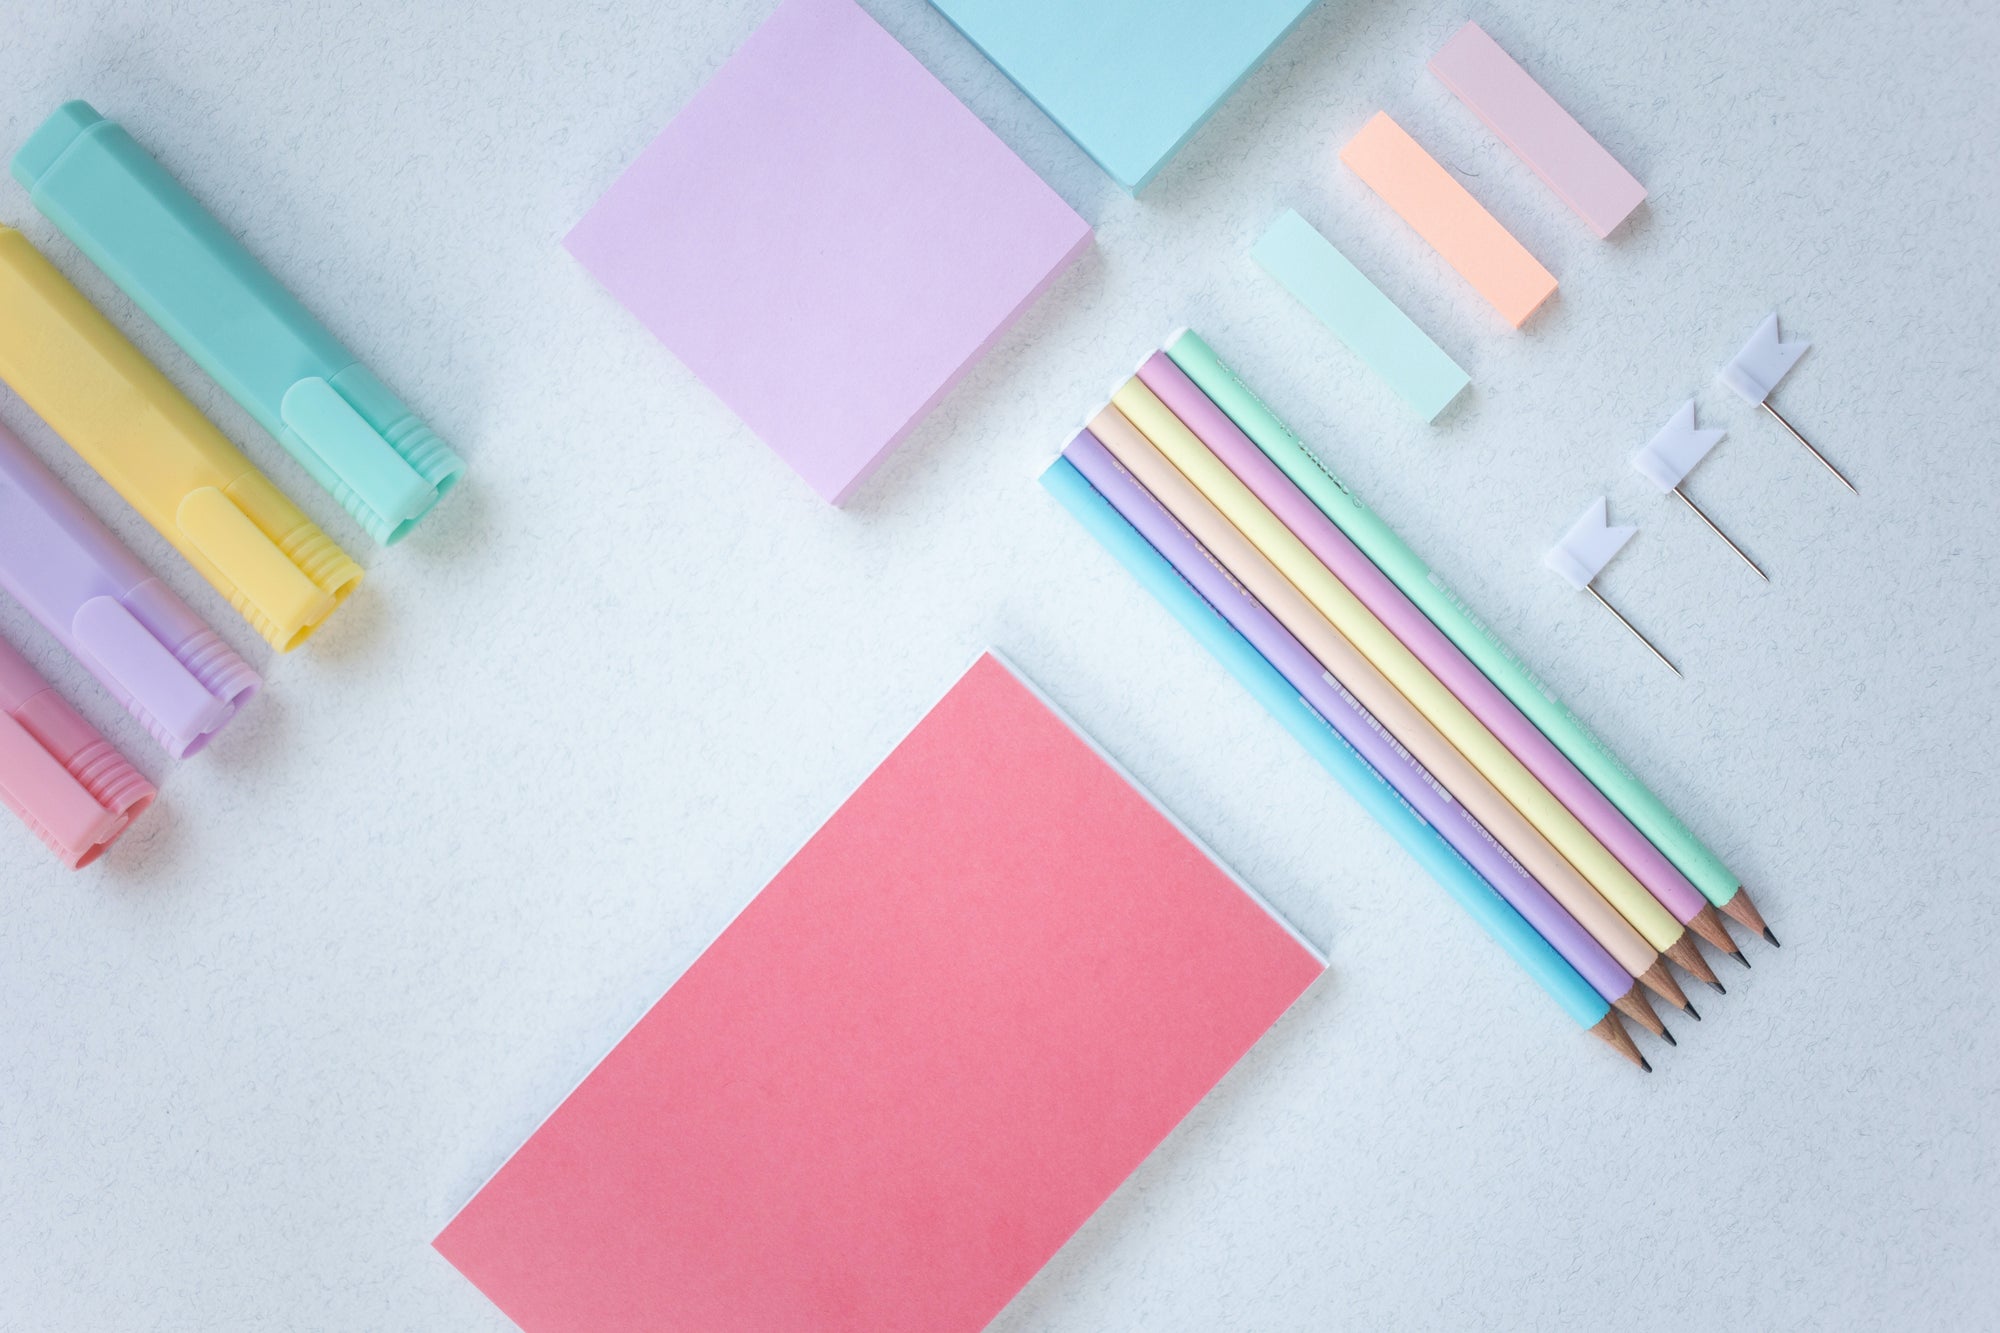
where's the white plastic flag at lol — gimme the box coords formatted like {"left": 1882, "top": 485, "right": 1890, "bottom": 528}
{"left": 1718, "top": 311, "right": 1853, "bottom": 492}
{"left": 1543, "top": 496, "right": 1635, "bottom": 591}
{"left": 1631, "top": 400, "right": 1722, "bottom": 492}
{"left": 1632, "top": 401, "right": 1766, "bottom": 580}
{"left": 1718, "top": 312, "right": 1806, "bottom": 404}
{"left": 1543, "top": 497, "right": 1679, "bottom": 677}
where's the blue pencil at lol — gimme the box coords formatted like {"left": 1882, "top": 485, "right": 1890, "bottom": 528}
{"left": 1042, "top": 457, "right": 1645, "bottom": 1068}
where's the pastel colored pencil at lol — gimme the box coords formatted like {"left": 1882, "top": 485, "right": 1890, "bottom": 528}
{"left": 1108, "top": 378, "right": 1719, "bottom": 989}
{"left": 1165, "top": 330, "right": 1769, "bottom": 941}
{"left": 1062, "top": 429, "right": 1667, "bottom": 1038}
{"left": 1135, "top": 351, "right": 1741, "bottom": 961}
{"left": 1087, "top": 403, "right": 1690, "bottom": 1012}
{"left": 1040, "top": 455, "right": 1648, "bottom": 1069}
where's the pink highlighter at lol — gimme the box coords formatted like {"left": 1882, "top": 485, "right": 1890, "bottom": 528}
{"left": 0, "top": 633, "right": 155, "bottom": 868}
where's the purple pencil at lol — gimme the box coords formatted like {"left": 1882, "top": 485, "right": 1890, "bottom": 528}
{"left": 1063, "top": 428, "right": 1673, "bottom": 1040}
{"left": 0, "top": 419, "right": 260, "bottom": 758}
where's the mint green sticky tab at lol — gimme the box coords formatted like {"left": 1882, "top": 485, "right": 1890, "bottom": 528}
{"left": 1251, "top": 210, "right": 1469, "bottom": 423}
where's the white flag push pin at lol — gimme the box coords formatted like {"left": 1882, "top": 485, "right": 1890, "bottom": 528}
{"left": 1545, "top": 497, "right": 1681, "bottom": 677}
{"left": 1719, "top": 312, "right": 1854, "bottom": 493}
{"left": 1631, "top": 400, "right": 1766, "bottom": 581}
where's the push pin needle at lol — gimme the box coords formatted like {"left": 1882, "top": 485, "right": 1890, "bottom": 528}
{"left": 1762, "top": 400, "right": 1856, "bottom": 495}
{"left": 1632, "top": 401, "right": 1766, "bottom": 584}
{"left": 1584, "top": 582, "right": 1681, "bottom": 678}
{"left": 1671, "top": 485, "right": 1767, "bottom": 581}
{"left": 1720, "top": 313, "right": 1854, "bottom": 494}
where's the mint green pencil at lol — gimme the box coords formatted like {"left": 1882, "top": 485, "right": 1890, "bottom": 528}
{"left": 1165, "top": 329, "right": 1775, "bottom": 945}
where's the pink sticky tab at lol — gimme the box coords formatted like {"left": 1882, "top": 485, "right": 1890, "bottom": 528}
{"left": 1429, "top": 22, "right": 1646, "bottom": 239}
{"left": 1340, "top": 111, "right": 1557, "bottom": 328}
{"left": 434, "top": 653, "right": 1324, "bottom": 1333}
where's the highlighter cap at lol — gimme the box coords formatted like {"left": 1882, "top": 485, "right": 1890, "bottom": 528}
{"left": 11, "top": 100, "right": 102, "bottom": 192}
{"left": 0, "top": 638, "right": 154, "bottom": 868}
{"left": 0, "top": 418, "right": 261, "bottom": 756}
{"left": 13, "top": 101, "right": 466, "bottom": 546}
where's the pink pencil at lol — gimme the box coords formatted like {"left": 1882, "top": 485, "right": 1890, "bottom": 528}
{"left": 1137, "top": 352, "right": 1741, "bottom": 960}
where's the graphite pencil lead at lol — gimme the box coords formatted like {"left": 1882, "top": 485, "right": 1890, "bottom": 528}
{"left": 1685, "top": 1003, "right": 1701, "bottom": 1022}
{"left": 1733, "top": 949, "right": 1752, "bottom": 969}
{"left": 1763, "top": 927, "right": 1782, "bottom": 948}
{"left": 1710, "top": 979, "right": 1727, "bottom": 995}
{"left": 1640, "top": 1056, "right": 1653, "bottom": 1073}
{"left": 1660, "top": 1026, "right": 1677, "bottom": 1047}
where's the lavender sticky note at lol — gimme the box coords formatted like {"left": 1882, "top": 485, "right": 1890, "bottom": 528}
{"left": 566, "top": 0, "right": 1093, "bottom": 504}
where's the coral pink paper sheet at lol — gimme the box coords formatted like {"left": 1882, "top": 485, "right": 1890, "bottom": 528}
{"left": 434, "top": 652, "right": 1323, "bottom": 1332}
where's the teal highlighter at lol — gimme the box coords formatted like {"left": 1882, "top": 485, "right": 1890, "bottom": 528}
{"left": 11, "top": 102, "right": 464, "bottom": 545}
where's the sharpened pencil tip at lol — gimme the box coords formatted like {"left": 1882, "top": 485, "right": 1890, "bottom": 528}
{"left": 1709, "top": 979, "right": 1727, "bottom": 995}
{"left": 1686, "top": 1003, "right": 1701, "bottom": 1022}
{"left": 1733, "top": 949, "right": 1752, "bottom": 969}
{"left": 1661, "top": 1027, "right": 1677, "bottom": 1047}
{"left": 1639, "top": 1056, "right": 1653, "bottom": 1073}
{"left": 1763, "top": 927, "right": 1781, "bottom": 947}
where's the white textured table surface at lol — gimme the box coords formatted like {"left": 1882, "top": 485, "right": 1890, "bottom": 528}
{"left": 3, "top": 2, "right": 1996, "bottom": 1329}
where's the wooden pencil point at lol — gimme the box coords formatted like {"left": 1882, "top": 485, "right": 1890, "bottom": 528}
{"left": 1588, "top": 1012, "right": 1647, "bottom": 1071}
{"left": 1635, "top": 958, "right": 1691, "bottom": 1012}
{"left": 1688, "top": 904, "right": 1739, "bottom": 954}
{"left": 1720, "top": 886, "right": 1774, "bottom": 943}
{"left": 1664, "top": 934, "right": 1720, "bottom": 989}
{"left": 1612, "top": 987, "right": 1665, "bottom": 1037}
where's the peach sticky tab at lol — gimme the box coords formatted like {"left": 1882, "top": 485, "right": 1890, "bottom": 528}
{"left": 1340, "top": 112, "right": 1556, "bottom": 327}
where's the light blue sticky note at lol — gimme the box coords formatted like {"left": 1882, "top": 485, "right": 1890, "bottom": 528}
{"left": 929, "top": 0, "right": 1321, "bottom": 193}
{"left": 1252, "top": 210, "right": 1471, "bottom": 422}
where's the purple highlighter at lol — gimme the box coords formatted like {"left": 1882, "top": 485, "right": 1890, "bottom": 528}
{"left": 0, "top": 420, "right": 260, "bottom": 758}
{"left": 1063, "top": 428, "right": 1638, "bottom": 1010}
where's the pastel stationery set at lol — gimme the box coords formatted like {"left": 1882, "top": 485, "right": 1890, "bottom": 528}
{"left": 0, "top": 632, "right": 154, "bottom": 869}
{"left": 928, "top": 0, "right": 1322, "bottom": 192}
{"left": 0, "top": 420, "right": 261, "bottom": 758}
{"left": 1341, "top": 112, "right": 1557, "bottom": 328}
{"left": 12, "top": 102, "right": 465, "bottom": 545}
{"left": 1428, "top": 21, "right": 1646, "bottom": 238}
{"left": 0, "top": 227, "right": 363, "bottom": 654}
{"left": 566, "top": 0, "right": 1091, "bottom": 504}
{"left": 1252, "top": 209, "right": 1469, "bottom": 422}
{"left": 435, "top": 653, "right": 1324, "bottom": 1329}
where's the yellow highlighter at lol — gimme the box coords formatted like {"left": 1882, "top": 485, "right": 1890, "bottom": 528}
{"left": 0, "top": 227, "right": 361, "bottom": 651}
